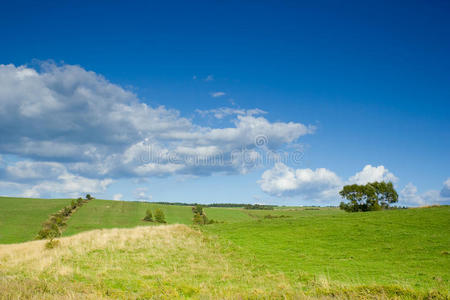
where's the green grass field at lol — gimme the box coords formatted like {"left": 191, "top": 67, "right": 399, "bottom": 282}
{"left": 0, "top": 197, "right": 72, "bottom": 244}
{"left": 0, "top": 197, "right": 449, "bottom": 298}
{"left": 63, "top": 199, "right": 253, "bottom": 236}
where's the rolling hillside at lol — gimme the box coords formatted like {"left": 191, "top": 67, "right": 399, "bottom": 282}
{"left": 0, "top": 197, "right": 449, "bottom": 298}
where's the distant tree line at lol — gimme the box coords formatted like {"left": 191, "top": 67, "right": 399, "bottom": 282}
{"left": 149, "top": 202, "right": 279, "bottom": 208}
{"left": 244, "top": 204, "right": 275, "bottom": 210}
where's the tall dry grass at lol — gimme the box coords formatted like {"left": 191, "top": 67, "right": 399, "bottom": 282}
{"left": 0, "top": 224, "right": 442, "bottom": 299}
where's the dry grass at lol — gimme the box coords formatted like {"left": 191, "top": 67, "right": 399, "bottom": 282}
{"left": 0, "top": 225, "right": 445, "bottom": 299}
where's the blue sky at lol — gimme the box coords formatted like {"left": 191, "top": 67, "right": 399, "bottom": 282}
{"left": 0, "top": 0, "right": 449, "bottom": 205}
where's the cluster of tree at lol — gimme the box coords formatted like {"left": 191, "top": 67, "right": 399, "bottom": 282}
{"left": 339, "top": 182, "right": 398, "bottom": 212}
{"left": 244, "top": 204, "right": 275, "bottom": 210}
{"left": 143, "top": 208, "right": 166, "bottom": 223}
{"left": 192, "top": 205, "right": 215, "bottom": 225}
{"left": 37, "top": 194, "right": 93, "bottom": 248}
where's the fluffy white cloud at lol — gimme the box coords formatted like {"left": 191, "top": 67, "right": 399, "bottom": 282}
{"left": 259, "top": 163, "right": 449, "bottom": 207}
{"left": 347, "top": 165, "right": 397, "bottom": 185}
{"left": 258, "top": 164, "right": 401, "bottom": 203}
{"left": 399, "top": 182, "right": 448, "bottom": 206}
{"left": 211, "top": 92, "right": 226, "bottom": 98}
{"left": 113, "top": 193, "right": 123, "bottom": 201}
{"left": 440, "top": 178, "right": 450, "bottom": 198}
{"left": 133, "top": 187, "right": 152, "bottom": 201}
{"left": 0, "top": 62, "right": 314, "bottom": 196}
{"left": 258, "top": 163, "right": 342, "bottom": 200}
{"left": 0, "top": 160, "right": 112, "bottom": 198}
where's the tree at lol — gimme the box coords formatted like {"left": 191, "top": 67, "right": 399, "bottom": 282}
{"left": 192, "top": 204, "right": 214, "bottom": 225}
{"left": 143, "top": 209, "right": 153, "bottom": 222}
{"left": 86, "top": 194, "right": 93, "bottom": 200}
{"left": 339, "top": 181, "right": 398, "bottom": 212}
{"left": 154, "top": 208, "right": 166, "bottom": 223}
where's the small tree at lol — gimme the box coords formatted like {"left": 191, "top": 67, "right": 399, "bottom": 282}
{"left": 86, "top": 194, "right": 93, "bottom": 200}
{"left": 339, "top": 181, "right": 398, "bottom": 212}
{"left": 143, "top": 209, "right": 153, "bottom": 222}
{"left": 77, "top": 197, "right": 83, "bottom": 206}
{"left": 154, "top": 208, "right": 166, "bottom": 223}
{"left": 192, "top": 204, "right": 213, "bottom": 225}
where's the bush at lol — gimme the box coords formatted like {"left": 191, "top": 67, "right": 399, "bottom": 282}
{"left": 143, "top": 209, "right": 153, "bottom": 222}
{"left": 71, "top": 200, "right": 77, "bottom": 209}
{"left": 192, "top": 205, "right": 216, "bottom": 225}
{"left": 154, "top": 208, "right": 166, "bottom": 223}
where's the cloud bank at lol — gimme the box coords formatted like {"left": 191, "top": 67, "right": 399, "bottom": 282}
{"left": 0, "top": 62, "right": 313, "bottom": 197}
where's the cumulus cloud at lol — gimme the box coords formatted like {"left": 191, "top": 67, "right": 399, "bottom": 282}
{"left": 258, "top": 164, "right": 402, "bottom": 204}
{"left": 196, "top": 107, "right": 266, "bottom": 119}
{"left": 133, "top": 187, "right": 152, "bottom": 201}
{"left": 347, "top": 165, "right": 397, "bottom": 185}
{"left": 210, "top": 92, "right": 226, "bottom": 98}
{"left": 0, "top": 62, "right": 313, "bottom": 197}
{"left": 258, "top": 163, "right": 342, "bottom": 200}
{"left": 113, "top": 193, "right": 123, "bottom": 201}
{"left": 440, "top": 178, "right": 450, "bottom": 198}
{"left": 399, "top": 182, "right": 449, "bottom": 206}
{"left": 0, "top": 159, "right": 112, "bottom": 198}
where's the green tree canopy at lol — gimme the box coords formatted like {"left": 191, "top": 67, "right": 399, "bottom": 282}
{"left": 339, "top": 181, "right": 398, "bottom": 212}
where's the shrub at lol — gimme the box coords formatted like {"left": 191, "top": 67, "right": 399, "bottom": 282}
{"left": 71, "top": 200, "right": 77, "bottom": 209}
{"left": 154, "top": 208, "right": 166, "bottom": 223}
{"left": 143, "top": 209, "right": 153, "bottom": 222}
{"left": 192, "top": 205, "right": 216, "bottom": 225}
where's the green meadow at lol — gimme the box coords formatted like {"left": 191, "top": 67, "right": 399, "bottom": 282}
{"left": 0, "top": 197, "right": 449, "bottom": 298}
{"left": 0, "top": 197, "right": 71, "bottom": 244}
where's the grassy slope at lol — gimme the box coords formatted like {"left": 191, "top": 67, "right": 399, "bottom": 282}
{"left": 63, "top": 199, "right": 252, "bottom": 236}
{"left": 204, "top": 206, "right": 450, "bottom": 293}
{"left": 0, "top": 197, "right": 72, "bottom": 244}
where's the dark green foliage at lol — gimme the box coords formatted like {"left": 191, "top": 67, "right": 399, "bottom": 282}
{"left": 339, "top": 181, "right": 398, "bottom": 212}
{"left": 192, "top": 204, "right": 215, "bottom": 225}
{"left": 154, "top": 208, "right": 166, "bottom": 223}
{"left": 86, "top": 194, "right": 93, "bottom": 200}
{"left": 143, "top": 209, "right": 153, "bottom": 222}
{"left": 244, "top": 204, "right": 275, "bottom": 210}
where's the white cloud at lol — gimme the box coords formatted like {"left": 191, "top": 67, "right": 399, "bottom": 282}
{"left": 0, "top": 160, "right": 113, "bottom": 198}
{"left": 259, "top": 163, "right": 448, "bottom": 207}
{"left": 204, "top": 75, "right": 214, "bottom": 81}
{"left": 440, "top": 178, "right": 450, "bottom": 198}
{"left": 258, "top": 164, "right": 401, "bottom": 204}
{"left": 258, "top": 163, "right": 342, "bottom": 200}
{"left": 347, "top": 165, "right": 398, "bottom": 185}
{"left": 113, "top": 193, "right": 123, "bottom": 201}
{"left": 399, "top": 182, "right": 448, "bottom": 206}
{"left": 211, "top": 91, "right": 226, "bottom": 98}
{"left": 0, "top": 62, "right": 314, "bottom": 197}
{"left": 196, "top": 107, "right": 266, "bottom": 119}
{"left": 133, "top": 187, "right": 152, "bottom": 201}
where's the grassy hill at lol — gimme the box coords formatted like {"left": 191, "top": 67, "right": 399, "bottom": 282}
{"left": 63, "top": 199, "right": 253, "bottom": 236}
{"left": 0, "top": 197, "right": 72, "bottom": 244}
{"left": 0, "top": 197, "right": 448, "bottom": 298}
